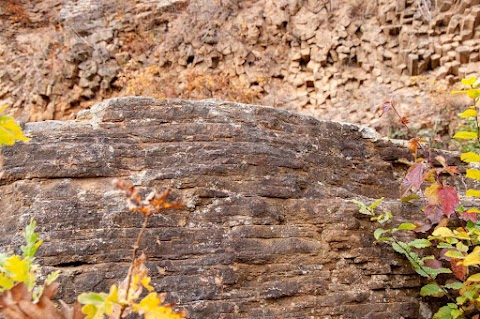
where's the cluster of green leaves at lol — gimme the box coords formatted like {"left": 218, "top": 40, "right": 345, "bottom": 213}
{"left": 357, "top": 76, "right": 480, "bottom": 319}
{"left": 0, "top": 219, "right": 59, "bottom": 300}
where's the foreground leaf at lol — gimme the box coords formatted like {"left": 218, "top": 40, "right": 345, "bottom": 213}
{"left": 420, "top": 283, "right": 445, "bottom": 297}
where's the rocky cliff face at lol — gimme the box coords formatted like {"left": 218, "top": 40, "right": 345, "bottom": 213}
{"left": 0, "top": 98, "right": 440, "bottom": 318}
{"left": 1, "top": 0, "right": 479, "bottom": 132}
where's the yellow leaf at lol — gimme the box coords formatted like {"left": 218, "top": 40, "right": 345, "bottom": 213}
{"left": 141, "top": 276, "right": 155, "bottom": 292}
{"left": 0, "top": 273, "right": 14, "bottom": 292}
{"left": 0, "top": 115, "right": 30, "bottom": 146}
{"left": 462, "top": 76, "right": 477, "bottom": 86}
{"left": 466, "top": 208, "right": 480, "bottom": 214}
{"left": 134, "top": 293, "right": 187, "bottom": 319}
{"left": 466, "top": 168, "right": 480, "bottom": 181}
{"left": 425, "top": 183, "right": 440, "bottom": 205}
{"left": 454, "top": 230, "right": 471, "bottom": 240}
{"left": 467, "top": 273, "right": 480, "bottom": 282}
{"left": 461, "top": 152, "right": 480, "bottom": 163}
{"left": 432, "top": 227, "right": 454, "bottom": 238}
{"left": 453, "top": 131, "right": 478, "bottom": 140}
{"left": 451, "top": 89, "right": 480, "bottom": 99}
{"left": 462, "top": 246, "right": 480, "bottom": 266}
{"left": 458, "top": 108, "right": 478, "bottom": 119}
{"left": 466, "top": 189, "right": 480, "bottom": 198}
{"left": 4, "top": 255, "right": 29, "bottom": 283}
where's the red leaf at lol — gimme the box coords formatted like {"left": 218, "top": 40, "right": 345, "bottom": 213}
{"left": 401, "top": 162, "right": 426, "bottom": 196}
{"left": 400, "top": 116, "right": 410, "bottom": 125}
{"left": 437, "top": 186, "right": 460, "bottom": 217}
{"left": 451, "top": 258, "right": 468, "bottom": 281}
{"left": 424, "top": 258, "right": 443, "bottom": 269}
{"left": 460, "top": 211, "right": 478, "bottom": 222}
{"left": 424, "top": 205, "right": 444, "bottom": 224}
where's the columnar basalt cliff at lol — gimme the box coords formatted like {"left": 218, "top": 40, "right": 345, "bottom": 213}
{"left": 1, "top": 0, "right": 480, "bottom": 131}
{"left": 0, "top": 98, "right": 443, "bottom": 318}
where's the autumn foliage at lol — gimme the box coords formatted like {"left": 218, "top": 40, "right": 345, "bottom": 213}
{"left": 357, "top": 76, "right": 480, "bottom": 319}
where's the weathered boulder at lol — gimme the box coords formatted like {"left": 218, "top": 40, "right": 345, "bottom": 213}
{"left": 0, "top": 98, "right": 428, "bottom": 318}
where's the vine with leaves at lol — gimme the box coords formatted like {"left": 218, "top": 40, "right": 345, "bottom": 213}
{"left": 355, "top": 76, "right": 480, "bottom": 319}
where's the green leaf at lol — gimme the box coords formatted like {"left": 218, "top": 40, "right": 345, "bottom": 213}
{"left": 21, "top": 218, "right": 42, "bottom": 261}
{"left": 444, "top": 250, "right": 465, "bottom": 259}
{"left": 352, "top": 199, "right": 373, "bottom": 216}
{"left": 369, "top": 197, "right": 384, "bottom": 210}
{"left": 401, "top": 194, "right": 420, "bottom": 202}
{"left": 466, "top": 168, "right": 480, "bottom": 181}
{"left": 460, "top": 151, "right": 480, "bottom": 163}
{"left": 456, "top": 242, "right": 469, "bottom": 252}
{"left": 45, "top": 271, "right": 60, "bottom": 285}
{"left": 466, "top": 189, "right": 480, "bottom": 198}
{"left": 420, "top": 283, "right": 445, "bottom": 297}
{"left": 444, "top": 282, "right": 464, "bottom": 290}
{"left": 398, "top": 223, "right": 417, "bottom": 231}
{"left": 371, "top": 211, "right": 393, "bottom": 224}
{"left": 458, "top": 108, "right": 477, "bottom": 119}
{"left": 421, "top": 267, "right": 452, "bottom": 279}
{"left": 407, "top": 239, "right": 431, "bottom": 248}
{"left": 374, "top": 228, "right": 385, "bottom": 241}
{"left": 453, "top": 131, "right": 478, "bottom": 140}
{"left": 433, "top": 305, "right": 454, "bottom": 319}
{"left": 438, "top": 243, "right": 454, "bottom": 249}
{"left": 78, "top": 292, "right": 108, "bottom": 306}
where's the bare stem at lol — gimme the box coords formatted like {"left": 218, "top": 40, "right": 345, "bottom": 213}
{"left": 117, "top": 213, "right": 151, "bottom": 319}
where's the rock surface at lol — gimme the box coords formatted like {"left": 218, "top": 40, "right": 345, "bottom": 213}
{"left": 0, "top": 97, "right": 432, "bottom": 318}
{"left": 1, "top": 0, "right": 479, "bottom": 134}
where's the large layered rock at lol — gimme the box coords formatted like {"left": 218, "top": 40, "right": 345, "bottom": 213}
{"left": 0, "top": 97, "right": 432, "bottom": 318}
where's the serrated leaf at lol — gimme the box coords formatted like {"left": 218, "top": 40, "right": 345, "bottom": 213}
{"left": 398, "top": 223, "right": 417, "bottom": 231}
{"left": 458, "top": 108, "right": 477, "bottom": 119}
{"left": 407, "top": 239, "right": 431, "bottom": 248}
{"left": 437, "top": 186, "right": 459, "bottom": 217}
{"left": 432, "top": 227, "right": 454, "bottom": 237}
{"left": 420, "top": 283, "right": 445, "bottom": 297}
{"left": 466, "top": 189, "right": 480, "bottom": 197}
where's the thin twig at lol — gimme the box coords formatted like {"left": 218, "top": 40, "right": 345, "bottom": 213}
{"left": 117, "top": 213, "right": 151, "bottom": 319}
